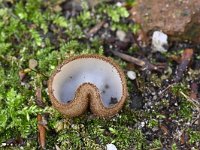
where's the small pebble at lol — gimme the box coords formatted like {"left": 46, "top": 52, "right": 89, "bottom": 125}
{"left": 106, "top": 144, "right": 117, "bottom": 150}
{"left": 116, "top": 30, "right": 126, "bottom": 41}
{"left": 127, "top": 71, "right": 136, "bottom": 80}
{"left": 140, "top": 122, "right": 145, "bottom": 127}
{"left": 116, "top": 2, "right": 122, "bottom": 7}
{"left": 1, "top": 143, "right": 6, "bottom": 146}
{"left": 152, "top": 127, "right": 159, "bottom": 132}
{"left": 152, "top": 31, "right": 168, "bottom": 53}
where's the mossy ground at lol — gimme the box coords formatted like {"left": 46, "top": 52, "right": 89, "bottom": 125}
{"left": 0, "top": 0, "right": 200, "bottom": 149}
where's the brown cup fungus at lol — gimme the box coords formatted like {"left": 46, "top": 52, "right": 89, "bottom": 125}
{"left": 48, "top": 54, "right": 127, "bottom": 118}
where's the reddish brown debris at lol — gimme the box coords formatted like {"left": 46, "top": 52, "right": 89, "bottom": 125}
{"left": 180, "top": 131, "right": 189, "bottom": 145}
{"left": 37, "top": 114, "right": 46, "bottom": 149}
{"left": 173, "top": 49, "right": 193, "bottom": 82}
{"left": 160, "top": 124, "right": 169, "bottom": 135}
{"left": 181, "top": 49, "right": 194, "bottom": 61}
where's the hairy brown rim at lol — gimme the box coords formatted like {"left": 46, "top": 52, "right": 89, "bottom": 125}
{"left": 48, "top": 54, "right": 127, "bottom": 118}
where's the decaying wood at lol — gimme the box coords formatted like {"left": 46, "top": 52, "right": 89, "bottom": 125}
{"left": 110, "top": 50, "right": 166, "bottom": 71}
{"left": 37, "top": 114, "right": 46, "bottom": 149}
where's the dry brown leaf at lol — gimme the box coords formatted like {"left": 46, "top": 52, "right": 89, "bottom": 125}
{"left": 160, "top": 124, "right": 169, "bottom": 135}
{"left": 180, "top": 132, "right": 189, "bottom": 145}
{"left": 87, "top": 20, "right": 105, "bottom": 37}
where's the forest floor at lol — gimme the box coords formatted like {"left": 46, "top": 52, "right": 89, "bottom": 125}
{"left": 0, "top": 0, "right": 200, "bottom": 149}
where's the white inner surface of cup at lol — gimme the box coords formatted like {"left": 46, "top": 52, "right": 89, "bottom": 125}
{"left": 52, "top": 57, "right": 123, "bottom": 107}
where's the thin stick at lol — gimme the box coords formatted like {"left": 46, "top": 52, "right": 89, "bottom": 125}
{"left": 110, "top": 50, "right": 165, "bottom": 71}
{"left": 37, "top": 114, "right": 46, "bottom": 149}
{"left": 87, "top": 20, "right": 105, "bottom": 37}
{"left": 158, "top": 83, "right": 175, "bottom": 97}
{"left": 110, "top": 50, "right": 145, "bottom": 66}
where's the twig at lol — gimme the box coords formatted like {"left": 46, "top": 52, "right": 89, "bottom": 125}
{"left": 87, "top": 20, "right": 105, "bottom": 37}
{"left": 37, "top": 114, "right": 46, "bottom": 149}
{"left": 110, "top": 50, "right": 145, "bottom": 66}
{"left": 110, "top": 50, "right": 166, "bottom": 71}
{"left": 158, "top": 83, "right": 176, "bottom": 97}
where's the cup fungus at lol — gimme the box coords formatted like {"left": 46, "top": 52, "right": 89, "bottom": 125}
{"left": 48, "top": 54, "right": 127, "bottom": 118}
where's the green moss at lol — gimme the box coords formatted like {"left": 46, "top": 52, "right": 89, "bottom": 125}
{"left": 0, "top": 0, "right": 142, "bottom": 149}
{"left": 0, "top": 0, "right": 198, "bottom": 149}
{"left": 178, "top": 99, "right": 193, "bottom": 120}
{"left": 149, "top": 139, "right": 162, "bottom": 149}
{"left": 188, "top": 130, "right": 200, "bottom": 144}
{"left": 102, "top": 5, "right": 129, "bottom": 22}
{"left": 171, "top": 143, "right": 178, "bottom": 150}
